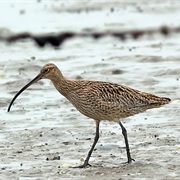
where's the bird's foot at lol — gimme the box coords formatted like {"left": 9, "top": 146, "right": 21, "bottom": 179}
{"left": 127, "top": 158, "right": 135, "bottom": 164}
{"left": 122, "top": 158, "right": 135, "bottom": 165}
{"left": 72, "top": 163, "right": 91, "bottom": 168}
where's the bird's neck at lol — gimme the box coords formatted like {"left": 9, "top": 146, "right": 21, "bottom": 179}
{"left": 50, "top": 73, "right": 72, "bottom": 97}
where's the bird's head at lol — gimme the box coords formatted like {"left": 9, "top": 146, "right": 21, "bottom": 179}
{"left": 7, "top": 63, "right": 59, "bottom": 112}
{"left": 40, "top": 63, "right": 58, "bottom": 80}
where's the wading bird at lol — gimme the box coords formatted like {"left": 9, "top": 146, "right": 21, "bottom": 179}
{"left": 8, "top": 63, "right": 170, "bottom": 168}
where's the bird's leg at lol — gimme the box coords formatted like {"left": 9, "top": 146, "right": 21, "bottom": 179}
{"left": 119, "top": 121, "right": 135, "bottom": 163}
{"left": 74, "top": 121, "right": 100, "bottom": 168}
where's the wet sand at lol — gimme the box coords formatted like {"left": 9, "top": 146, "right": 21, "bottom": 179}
{"left": 0, "top": 1, "right": 180, "bottom": 179}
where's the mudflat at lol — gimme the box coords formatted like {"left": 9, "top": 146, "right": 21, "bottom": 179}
{"left": 0, "top": 1, "right": 179, "bottom": 179}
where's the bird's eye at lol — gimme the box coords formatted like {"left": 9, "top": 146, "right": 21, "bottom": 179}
{"left": 44, "top": 69, "right": 49, "bottom": 73}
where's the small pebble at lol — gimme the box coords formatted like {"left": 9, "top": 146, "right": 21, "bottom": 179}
{"left": 19, "top": 9, "right": 25, "bottom": 15}
{"left": 110, "top": 7, "right": 114, "bottom": 12}
{"left": 75, "top": 75, "right": 83, "bottom": 80}
{"left": 46, "top": 155, "right": 60, "bottom": 161}
{"left": 16, "top": 150, "right": 23, "bottom": 153}
{"left": 112, "top": 69, "right": 124, "bottom": 75}
{"left": 62, "top": 163, "right": 73, "bottom": 168}
{"left": 31, "top": 56, "right": 36, "bottom": 60}
{"left": 62, "top": 142, "right": 70, "bottom": 145}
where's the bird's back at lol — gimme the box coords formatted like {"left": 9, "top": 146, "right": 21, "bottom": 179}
{"left": 60, "top": 80, "right": 171, "bottom": 121}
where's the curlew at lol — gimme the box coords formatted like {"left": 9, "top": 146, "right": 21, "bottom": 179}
{"left": 8, "top": 63, "right": 171, "bottom": 168}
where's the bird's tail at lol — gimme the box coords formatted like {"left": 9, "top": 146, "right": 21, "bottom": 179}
{"left": 159, "top": 97, "right": 171, "bottom": 104}
{"left": 142, "top": 92, "right": 171, "bottom": 105}
{"left": 151, "top": 96, "right": 171, "bottom": 105}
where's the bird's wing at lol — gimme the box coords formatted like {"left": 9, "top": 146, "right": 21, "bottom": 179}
{"left": 90, "top": 82, "right": 162, "bottom": 109}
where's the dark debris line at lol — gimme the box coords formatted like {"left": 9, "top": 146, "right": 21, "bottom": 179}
{"left": 0, "top": 26, "right": 180, "bottom": 48}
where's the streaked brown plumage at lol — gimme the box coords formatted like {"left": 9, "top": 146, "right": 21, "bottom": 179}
{"left": 8, "top": 63, "right": 171, "bottom": 168}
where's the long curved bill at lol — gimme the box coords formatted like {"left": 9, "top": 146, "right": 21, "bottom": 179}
{"left": 7, "top": 73, "right": 43, "bottom": 112}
